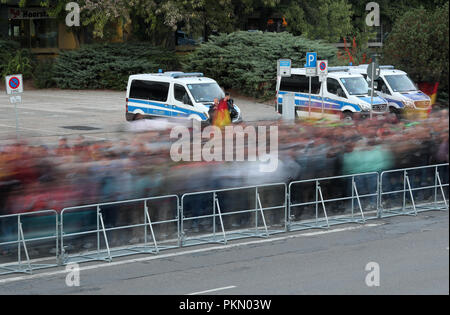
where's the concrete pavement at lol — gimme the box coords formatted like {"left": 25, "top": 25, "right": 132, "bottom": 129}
{"left": 0, "top": 89, "right": 279, "bottom": 144}
{"left": 0, "top": 211, "right": 447, "bottom": 295}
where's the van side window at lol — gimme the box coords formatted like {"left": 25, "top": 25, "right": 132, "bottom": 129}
{"left": 130, "top": 80, "right": 170, "bottom": 102}
{"left": 280, "top": 75, "right": 320, "bottom": 94}
{"left": 174, "top": 84, "right": 192, "bottom": 105}
{"left": 327, "top": 78, "right": 344, "bottom": 97}
{"left": 376, "top": 78, "right": 391, "bottom": 95}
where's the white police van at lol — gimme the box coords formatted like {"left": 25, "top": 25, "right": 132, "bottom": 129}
{"left": 126, "top": 72, "right": 242, "bottom": 123}
{"left": 349, "top": 65, "right": 432, "bottom": 116}
{"left": 276, "top": 67, "right": 388, "bottom": 120}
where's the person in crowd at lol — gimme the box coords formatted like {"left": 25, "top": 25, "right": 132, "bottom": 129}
{"left": 0, "top": 110, "right": 448, "bottom": 249}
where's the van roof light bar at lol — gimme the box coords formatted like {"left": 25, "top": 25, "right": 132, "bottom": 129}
{"left": 328, "top": 66, "right": 350, "bottom": 72}
{"left": 171, "top": 72, "right": 204, "bottom": 78}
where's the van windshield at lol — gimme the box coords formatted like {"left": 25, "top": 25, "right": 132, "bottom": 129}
{"left": 340, "top": 77, "right": 369, "bottom": 96}
{"left": 385, "top": 75, "right": 417, "bottom": 92}
{"left": 187, "top": 83, "right": 225, "bottom": 103}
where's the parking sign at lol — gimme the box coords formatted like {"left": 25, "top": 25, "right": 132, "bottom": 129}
{"left": 306, "top": 52, "right": 317, "bottom": 68}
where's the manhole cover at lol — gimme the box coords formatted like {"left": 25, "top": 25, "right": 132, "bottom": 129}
{"left": 61, "top": 126, "right": 101, "bottom": 131}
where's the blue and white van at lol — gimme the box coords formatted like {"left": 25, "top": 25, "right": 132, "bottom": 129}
{"left": 276, "top": 67, "right": 388, "bottom": 120}
{"left": 126, "top": 72, "right": 242, "bottom": 123}
{"left": 348, "top": 65, "right": 432, "bottom": 116}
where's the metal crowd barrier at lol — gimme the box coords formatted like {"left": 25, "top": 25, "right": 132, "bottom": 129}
{"left": 0, "top": 210, "right": 59, "bottom": 275}
{"left": 60, "top": 195, "right": 179, "bottom": 265}
{"left": 380, "top": 164, "right": 449, "bottom": 217}
{"left": 288, "top": 173, "right": 380, "bottom": 231}
{"left": 180, "top": 183, "right": 287, "bottom": 247}
{"left": 0, "top": 164, "right": 448, "bottom": 276}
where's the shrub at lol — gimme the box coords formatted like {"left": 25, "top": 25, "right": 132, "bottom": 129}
{"left": 0, "top": 40, "right": 34, "bottom": 80}
{"left": 33, "top": 60, "right": 56, "bottom": 89}
{"left": 183, "top": 31, "right": 338, "bottom": 99}
{"left": 52, "top": 42, "right": 180, "bottom": 90}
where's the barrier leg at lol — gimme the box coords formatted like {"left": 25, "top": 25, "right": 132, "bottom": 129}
{"left": 213, "top": 193, "right": 216, "bottom": 242}
{"left": 256, "top": 192, "right": 269, "bottom": 238}
{"left": 317, "top": 185, "right": 330, "bottom": 229}
{"left": 315, "top": 181, "right": 319, "bottom": 226}
{"left": 405, "top": 174, "right": 417, "bottom": 216}
{"left": 351, "top": 177, "right": 355, "bottom": 220}
{"left": 214, "top": 193, "right": 228, "bottom": 245}
{"left": 145, "top": 202, "right": 159, "bottom": 254}
{"left": 180, "top": 202, "right": 185, "bottom": 247}
{"left": 353, "top": 181, "right": 366, "bottom": 224}
{"left": 436, "top": 171, "right": 449, "bottom": 210}
{"left": 18, "top": 219, "right": 32, "bottom": 274}
{"left": 98, "top": 210, "right": 112, "bottom": 262}
{"left": 402, "top": 171, "right": 407, "bottom": 212}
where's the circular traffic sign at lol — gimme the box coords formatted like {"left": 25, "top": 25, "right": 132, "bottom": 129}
{"left": 319, "top": 62, "right": 327, "bottom": 71}
{"left": 8, "top": 77, "right": 20, "bottom": 90}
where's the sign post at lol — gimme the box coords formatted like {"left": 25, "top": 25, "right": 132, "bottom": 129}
{"left": 305, "top": 53, "right": 317, "bottom": 118}
{"left": 5, "top": 74, "right": 23, "bottom": 138}
{"left": 367, "top": 62, "right": 380, "bottom": 119}
{"left": 317, "top": 60, "right": 328, "bottom": 117}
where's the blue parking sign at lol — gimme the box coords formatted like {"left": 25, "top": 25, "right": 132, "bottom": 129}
{"left": 306, "top": 52, "right": 317, "bottom": 68}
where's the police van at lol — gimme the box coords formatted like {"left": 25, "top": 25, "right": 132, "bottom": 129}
{"left": 276, "top": 67, "right": 389, "bottom": 120}
{"left": 348, "top": 65, "right": 432, "bottom": 116}
{"left": 126, "top": 72, "right": 242, "bottom": 123}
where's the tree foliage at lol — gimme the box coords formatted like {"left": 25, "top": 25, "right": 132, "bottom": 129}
{"left": 283, "top": 0, "right": 353, "bottom": 43}
{"left": 184, "top": 31, "right": 337, "bottom": 99}
{"left": 382, "top": 2, "right": 449, "bottom": 86}
{"left": 52, "top": 42, "right": 180, "bottom": 90}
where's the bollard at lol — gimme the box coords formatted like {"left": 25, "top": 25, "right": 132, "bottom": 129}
{"left": 282, "top": 92, "right": 296, "bottom": 121}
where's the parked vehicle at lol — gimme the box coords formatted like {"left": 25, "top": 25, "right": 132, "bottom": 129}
{"left": 126, "top": 72, "right": 242, "bottom": 123}
{"left": 349, "top": 65, "right": 432, "bottom": 118}
{"left": 276, "top": 67, "right": 389, "bottom": 120}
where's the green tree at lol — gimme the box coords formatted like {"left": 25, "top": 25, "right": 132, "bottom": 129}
{"left": 283, "top": 0, "right": 353, "bottom": 42}
{"left": 382, "top": 2, "right": 449, "bottom": 88}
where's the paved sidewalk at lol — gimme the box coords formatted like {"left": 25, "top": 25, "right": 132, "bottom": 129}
{"left": 0, "top": 89, "right": 279, "bottom": 143}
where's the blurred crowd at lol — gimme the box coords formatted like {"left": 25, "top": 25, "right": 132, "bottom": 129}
{"left": 0, "top": 110, "right": 448, "bottom": 217}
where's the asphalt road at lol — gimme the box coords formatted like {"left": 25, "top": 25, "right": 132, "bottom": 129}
{"left": 0, "top": 89, "right": 279, "bottom": 144}
{"left": 0, "top": 211, "right": 448, "bottom": 295}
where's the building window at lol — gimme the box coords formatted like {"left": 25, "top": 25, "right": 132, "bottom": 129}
{"left": 8, "top": 7, "right": 58, "bottom": 49}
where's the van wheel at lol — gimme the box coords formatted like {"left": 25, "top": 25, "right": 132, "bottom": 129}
{"left": 389, "top": 107, "right": 402, "bottom": 120}
{"left": 343, "top": 111, "right": 353, "bottom": 121}
{"left": 133, "top": 113, "right": 145, "bottom": 121}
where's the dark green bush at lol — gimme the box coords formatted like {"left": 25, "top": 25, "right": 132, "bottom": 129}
{"left": 52, "top": 42, "right": 180, "bottom": 90}
{"left": 33, "top": 59, "right": 56, "bottom": 89}
{"left": 183, "top": 31, "right": 338, "bottom": 99}
{"left": 0, "top": 40, "right": 34, "bottom": 80}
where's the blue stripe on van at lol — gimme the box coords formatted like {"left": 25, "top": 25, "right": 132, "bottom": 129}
{"left": 385, "top": 98, "right": 404, "bottom": 108}
{"left": 128, "top": 99, "right": 208, "bottom": 120}
{"left": 278, "top": 92, "right": 361, "bottom": 111}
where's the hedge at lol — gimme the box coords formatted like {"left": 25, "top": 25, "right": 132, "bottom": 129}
{"left": 183, "top": 31, "right": 338, "bottom": 99}
{"left": 52, "top": 42, "right": 180, "bottom": 90}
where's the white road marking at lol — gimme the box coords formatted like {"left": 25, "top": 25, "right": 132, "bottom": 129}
{"left": 187, "top": 286, "right": 236, "bottom": 296}
{"left": 0, "top": 223, "right": 382, "bottom": 285}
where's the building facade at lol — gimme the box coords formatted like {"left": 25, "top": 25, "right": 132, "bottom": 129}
{"left": 0, "top": 0, "right": 79, "bottom": 57}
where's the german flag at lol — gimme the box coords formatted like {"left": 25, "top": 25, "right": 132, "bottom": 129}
{"left": 418, "top": 82, "right": 439, "bottom": 105}
{"left": 212, "top": 100, "right": 231, "bottom": 128}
